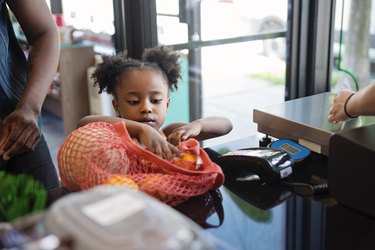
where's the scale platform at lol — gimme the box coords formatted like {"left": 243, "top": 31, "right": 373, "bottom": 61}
{"left": 253, "top": 92, "right": 375, "bottom": 156}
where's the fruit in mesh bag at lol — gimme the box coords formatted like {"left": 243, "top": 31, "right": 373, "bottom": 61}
{"left": 137, "top": 175, "right": 170, "bottom": 202}
{"left": 173, "top": 152, "right": 202, "bottom": 171}
{"left": 101, "top": 175, "right": 139, "bottom": 190}
{"left": 172, "top": 139, "right": 203, "bottom": 171}
{"left": 58, "top": 121, "right": 225, "bottom": 206}
{"left": 135, "top": 173, "right": 208, "bottom": 206}
{"left": 58, "top": 122, "right": 134, "bottom": 190}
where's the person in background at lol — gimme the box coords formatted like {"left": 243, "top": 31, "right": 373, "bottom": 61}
{"left": 0, "top": 0, "right": 60, "bottom": 189}
{"left": 328, "top": 82, "right": 375, "bottom": 123}
{"left": 78, "top": 46, "right": 233, "bottom": 159}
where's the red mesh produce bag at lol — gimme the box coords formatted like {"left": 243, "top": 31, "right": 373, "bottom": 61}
{"left": 57, "top": 121, "right": 224, "bottom": 206}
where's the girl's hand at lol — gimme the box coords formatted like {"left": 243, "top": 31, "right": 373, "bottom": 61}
{"left": 167, "top": 121, "right": 202, "bottom": 146}
{"left": 138, "top": 125, "right": 181, "bottom": 160}
{"left": 328, "top": 91, "right": 355, "bottom": 123}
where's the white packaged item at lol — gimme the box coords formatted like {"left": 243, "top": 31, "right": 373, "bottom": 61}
{"left": 44, "top": 186, "right": 216, "bottom": 250}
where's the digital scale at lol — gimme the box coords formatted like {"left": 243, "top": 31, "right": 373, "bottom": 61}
{"left": 253, "top": 92, "right": 375, "bottom": 156}
{"left": 269, "top": 139, "right": 310, "bottom": 162}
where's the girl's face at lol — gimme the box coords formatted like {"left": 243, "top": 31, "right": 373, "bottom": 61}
{"left": 112, "top": 69, "right": 170, "bottom": 131}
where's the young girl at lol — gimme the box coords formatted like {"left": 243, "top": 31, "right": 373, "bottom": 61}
{"left": 78, "top": 46, "right": 233, "bottom": 160}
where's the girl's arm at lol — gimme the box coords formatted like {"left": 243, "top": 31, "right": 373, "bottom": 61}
{"left": 165, "top": 116, "right": 233, "bottom": 145}
{"left": 78, "top": 115, "right": 180, "bottom": 159}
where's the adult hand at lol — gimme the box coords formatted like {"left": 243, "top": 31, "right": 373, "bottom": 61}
{"left": 138, "top": 125, "right": 181, "bottom": 160}
{"left": 0, "top": 107, "right": 40, "bottom": 160}
{"left": 167, "top": 121, "right": 202, "bottom": 146}
{"left": 328, "top": 91, "right": 355, "bottom": 124}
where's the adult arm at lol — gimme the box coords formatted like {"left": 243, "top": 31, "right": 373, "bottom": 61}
{"left": 165, "top": 116, "right": 233, "bottom": 145}
{"left": 0, "top": 0, "right": 60, "bottom": 160}
{"left": 328, "top": 83, "right": 375, "bottom": 123}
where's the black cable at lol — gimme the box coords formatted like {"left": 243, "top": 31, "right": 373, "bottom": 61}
{"left": 281, "top": 180, "right": 329, "bottom": 197}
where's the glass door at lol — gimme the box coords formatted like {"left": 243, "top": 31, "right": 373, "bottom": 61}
{"left": 156, "top": 0, "right": 288, "bottom": 146}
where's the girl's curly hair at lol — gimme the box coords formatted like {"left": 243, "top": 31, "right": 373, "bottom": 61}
{"left": 91, "top": 46, "right": 182, "bottom": 97}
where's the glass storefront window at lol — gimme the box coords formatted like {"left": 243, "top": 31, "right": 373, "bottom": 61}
{"left": 156, "top": 0, "right": 188, "bottom": 45}
{"left": 200, "top": 0, "right": 287, "bottom": 41}
{"left": 157, "top": 16, "right": 189, "bottom": 45}
{"left": 331, "top": 0, "right": 374, "bottom": 92}
{"left": 156, "top": 0, "right": 288, "bottom": 146}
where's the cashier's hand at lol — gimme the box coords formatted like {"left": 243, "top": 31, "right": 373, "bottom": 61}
{"left": 0, "top": 107, "right": 40, "bottom": 160}
{"left": 328, "top": 91, "right": 355, "bottom": 124}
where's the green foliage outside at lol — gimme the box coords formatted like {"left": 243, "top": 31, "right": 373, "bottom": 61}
{"left": 249, "top": 70, "right": 340, "bottom": 89}
{"left": 248, "top": 71, "right": 285, "bottom": 85}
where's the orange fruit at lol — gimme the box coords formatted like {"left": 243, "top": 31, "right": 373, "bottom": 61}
{"left": 101, "top": 175, "right": 139, "bottom": 190}
{"left": 173, "top": 152, "right": 202, "bottom": 171}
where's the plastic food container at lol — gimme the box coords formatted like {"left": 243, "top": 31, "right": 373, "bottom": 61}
{"left": 44, "top": 186, "right": 215, "bottom": 250}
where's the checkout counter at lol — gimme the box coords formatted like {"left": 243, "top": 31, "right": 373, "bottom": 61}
{"left": 202, "top": 92, "right": 375, "bottom": 250}
{"left": 252, "top": 92, "right": 375, "bottom": 218}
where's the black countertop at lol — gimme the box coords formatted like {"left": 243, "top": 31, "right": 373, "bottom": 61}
{"left": 172, "top": 135, "right": 375, "bottom": 250}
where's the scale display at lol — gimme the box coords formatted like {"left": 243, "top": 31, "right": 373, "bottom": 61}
{"left": 270, "top": 139, "right": 310, "bottom": 162}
